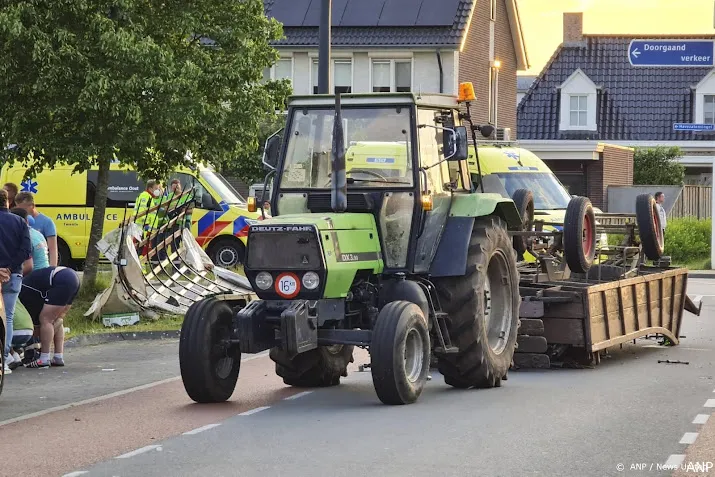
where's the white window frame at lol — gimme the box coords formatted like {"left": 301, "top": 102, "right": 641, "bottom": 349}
{"left": 704, "top": 94, "right": 715, "bottom": 124}
{"left": 557, "top": 68, "right": 599, "bottom": 131}
{"left": 368, "top": 58, "right": 414, "bottom": 93}
{"left": 308, "top": 53, "right": 354, "bottom": 94}
{"left": 569, "top": 94, "right": 588, "bottom": 127}
{"left": 264, "top": 55, "right": 294, "bottom": 83}
{"left": 693, "top": 71, "right": 715, "bottom": 124}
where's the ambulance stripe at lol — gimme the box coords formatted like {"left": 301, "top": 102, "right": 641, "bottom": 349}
{"left": 233, "top": 216, "right": 249, "bottom": 237}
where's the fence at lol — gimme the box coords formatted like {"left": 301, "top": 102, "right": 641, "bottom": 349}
{"left": 669, "top": 185, "right": 711, "bottom": 219}
{"left": 607, "top": 185, "right": 711, "bottom": 220}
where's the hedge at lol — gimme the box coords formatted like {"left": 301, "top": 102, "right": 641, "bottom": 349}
{"left": 605, "top": 217, "right": 711, "bottom": 265}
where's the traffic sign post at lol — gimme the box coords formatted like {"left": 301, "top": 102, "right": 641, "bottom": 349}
{"left": 673, "top": 123, "right": 715, "bottom": 131}
{"left": 629, "top": 39, "right": 715, "bottom": 67}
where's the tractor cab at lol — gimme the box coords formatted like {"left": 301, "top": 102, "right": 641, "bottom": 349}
{"left": 252, "top": 91, "right": 472, "bottom": 281}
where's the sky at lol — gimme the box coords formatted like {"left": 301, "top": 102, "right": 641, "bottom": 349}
{"left": 517, "top": 0, "right": 715, "bottom": 75}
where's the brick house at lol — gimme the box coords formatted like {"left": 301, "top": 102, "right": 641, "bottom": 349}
{"left": 517, "top": 12, "right": 715, "bottom": 203}
{"left": 263, "top": 0, "right": 529, "bottom": 136}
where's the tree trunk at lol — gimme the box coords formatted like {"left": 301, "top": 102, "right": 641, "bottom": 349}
{"left": 82, "top": 156, "right": 111, "bottom": 290}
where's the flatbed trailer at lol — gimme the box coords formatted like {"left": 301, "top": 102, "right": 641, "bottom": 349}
{"left": 508, "top": 196, "right": 702, "bottom": 369}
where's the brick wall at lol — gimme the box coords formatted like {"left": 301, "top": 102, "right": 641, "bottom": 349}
{"left": 598, "top": 145, "right": 634, "bottom": 211}
{"left": 458, "top": 0, "right": 518, "bottom": 135}
{"left": 563, "top": 12, "right": 583, "bottom": 44}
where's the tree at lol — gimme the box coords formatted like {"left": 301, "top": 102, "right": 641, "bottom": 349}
{"left": 633, "top": 146, "right": 686, "bottom": 186}
{"left": 0, "top": 1, "right": 291, "bottom": 289}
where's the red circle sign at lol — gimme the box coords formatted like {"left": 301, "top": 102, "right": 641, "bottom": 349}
{"left": 275, "top": 272, "right": 300, "bottom": 298}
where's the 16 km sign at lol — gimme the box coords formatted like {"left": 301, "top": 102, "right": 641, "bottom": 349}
{"left": 628, "top": 39, "right": 715, "bottom": 67}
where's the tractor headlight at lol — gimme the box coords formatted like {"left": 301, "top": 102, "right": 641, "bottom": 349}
{"left": 255, "top": 272, "right": 273, "bottom": 290}
{"left": 302, "top": 271, "right": 320, "bottom": 290}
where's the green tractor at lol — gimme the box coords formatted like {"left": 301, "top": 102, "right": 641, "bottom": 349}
{"left": 179, "top": 85, "right": 524, "bottom": 405}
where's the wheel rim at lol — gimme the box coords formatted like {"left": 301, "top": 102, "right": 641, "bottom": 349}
{"left": 211, "top": 322, "right": 236, "bottom": 380}
{"left": 484, "top": 251, "right": 513, "bottom": 355}
{"left": 582, "top": 213, "right": 594, "bottom": 257}
{"left": 216, "top": 246, "right": 238, "bottom": 267}
{"left": 403, "top": 327, "right": 424, "bottom": 383}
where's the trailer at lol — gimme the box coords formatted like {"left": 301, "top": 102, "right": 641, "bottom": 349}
{"left": 508, "top": 192, "right": 702, "bottom": 369}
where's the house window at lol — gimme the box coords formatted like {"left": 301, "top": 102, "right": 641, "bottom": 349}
{"left": 704, "top": 95, "right": 715, "bottom": 124}
{"left": 311, "top": 59, "right": 353, "bottom": 94}
{"left": 569, "top": 95, "right": 588, "bottom": 127}
{"left": 371, "top": 59, "right": 412, "bottom": 93}
{"left": 263, "top": 58, "right": 293, "bottom": 83}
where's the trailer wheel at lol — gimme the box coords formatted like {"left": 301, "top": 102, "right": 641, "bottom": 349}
{"left": 179, "top": 297, "right": 241, "bottom": 403}
{"left": 511, "top": 189, "right": 535, "bottom": 260}
{"left": 563, "top": 196, "right": 596, "bottom": 274}
{"left": 635, "top": 193, "right": 664, "bottom": 261}
{"left": 433, "top": 216, "right": 520, "bottom": 389}
{"left": 270, "top": 344, "right": 354, "bottom": 387}
{"left": 370, "top": 301, "right": 431, "bottom": 405}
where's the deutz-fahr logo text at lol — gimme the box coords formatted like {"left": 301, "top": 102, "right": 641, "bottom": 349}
{"left": 250, "top": 225, "right": 313, "bottom": 233}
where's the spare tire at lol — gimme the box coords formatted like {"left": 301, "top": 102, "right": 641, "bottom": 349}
{"left": 563, "top": 196, "right": 597, "bottom": 274}
{"left": 635, "top": 193, "right": 664, "bottom": 261}
{"left": 511, "top": 189, "right": 535, "bottom": 260}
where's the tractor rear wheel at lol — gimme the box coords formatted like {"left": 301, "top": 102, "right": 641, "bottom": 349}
{"left": 370, "top": 301, "right": 431, "bottom": 405}
{"left": 433, "top": 216, "right": 520, "bottom": 389}
{"left": 179, "top": 297, "right": 241, "bottom": 403}
{"left": 270, "top": 345, "right": 354, "bottom": 387}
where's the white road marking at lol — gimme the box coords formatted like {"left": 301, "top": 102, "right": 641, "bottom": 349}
{"left": 0, "top": 350, "right": 270, "bottom": 428}
{"left": 116, "top": 444, "right": 162, "bottom": 459}
{"left": 62, "top": 472, "right": 88, "bottom": 477}
{"left": 664, "top": 454, "right": 686, "bottom": 469}
{"left": 284, "top": 391, "right": 314, "bottom": 401}
{"left": 239, "top": 406, "right": 270, "bottom": 416}
{"left": 679, "top": 432, "right": 699, "bottom": 444}
{"left": 693, "top": 414, "right": 710, "bottom": 424}
{"left": 705, "top": 399, "right": 715, "bottom": 407}
{"left": 183, "top": 423, "right": 221, "bottom": 435}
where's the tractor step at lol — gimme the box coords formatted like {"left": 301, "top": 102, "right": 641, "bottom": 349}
{"left": 433, "top": 346, "right": 460, "bottom": 354}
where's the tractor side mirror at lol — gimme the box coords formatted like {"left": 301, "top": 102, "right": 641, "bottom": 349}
{"left": 444, "top": 126, "right": 469, "bottom": 162}
{"left": 262, "top": 133, "right": 282, "bottom": 171}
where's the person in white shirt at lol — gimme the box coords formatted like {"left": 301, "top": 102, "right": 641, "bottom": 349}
{"left": 655, "top": 191, "right": 667, "bottom": 234}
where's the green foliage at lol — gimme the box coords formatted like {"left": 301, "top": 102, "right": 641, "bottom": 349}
{"left": 0, "top": 0, "right": 291, "bottom": 178}
{"left": 219, "top": 113, "right": 287, "bottom": 185}
{"left": 663, "top": 217, "right": 711, "bottom": 264}
{"left": 632, "top": 146, "right": 685, "bottom": 186}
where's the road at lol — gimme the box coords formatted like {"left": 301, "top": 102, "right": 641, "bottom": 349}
{"left": 1, "top": 278, "right": 714, "bottom": 477}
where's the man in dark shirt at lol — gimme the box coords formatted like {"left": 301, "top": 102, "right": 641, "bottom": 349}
{"left": 0, "top": 189, "right": 32, "bottom": 374}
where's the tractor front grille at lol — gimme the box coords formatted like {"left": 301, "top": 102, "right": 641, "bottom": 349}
{"left": 246, "top": 226, "right": 322, "bottom": 270}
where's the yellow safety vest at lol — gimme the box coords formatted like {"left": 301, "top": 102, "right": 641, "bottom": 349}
{"left": 134, "top": 190, "right": 157, "bottom": 228}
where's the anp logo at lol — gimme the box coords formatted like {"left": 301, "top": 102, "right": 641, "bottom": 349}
{"left": 20, "top": 179, "right": 38, "bottom": 194}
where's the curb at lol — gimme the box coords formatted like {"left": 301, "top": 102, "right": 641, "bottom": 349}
{"left": 64, "top": 330, "right": 181, "bottom": 348}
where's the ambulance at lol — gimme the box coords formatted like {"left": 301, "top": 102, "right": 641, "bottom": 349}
{"left": 0, "top": 161, "right": 262, "bottom": 269}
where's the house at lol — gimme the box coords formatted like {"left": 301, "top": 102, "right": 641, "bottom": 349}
{"left": 518, "top": 12, "right": 715, "bottom": 190}
{"left": 262, "top": 0, "right": 529, "bottom": 136}
{"left": 517, "top": 75, "right": 536, "bottom": 105}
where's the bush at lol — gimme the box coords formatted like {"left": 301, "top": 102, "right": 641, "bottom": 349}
{"left": 664, "top": 217, "right": 711, "bottom": 264}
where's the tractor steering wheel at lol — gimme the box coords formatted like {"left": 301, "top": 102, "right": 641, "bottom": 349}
{"left": 323, "top": 168, "right": 388, "bottom": 187}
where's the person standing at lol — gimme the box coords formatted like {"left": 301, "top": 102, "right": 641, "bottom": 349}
{"left": 3, "top": 183, "right": 18, "bottom": 209}
{"left": 655, "top": 191, "right": 667, "bottom": 236}
{"left": 133, "top": 180, "right": 162, "bottom": 260}
{"left": 11, "top": 207, "right": 50, "bottom": 274}
{"left": 14, "top": 192, "right": 58, "bottom": 267}
{"left": 0, "top": 189, "right": 32, "bottom": 375}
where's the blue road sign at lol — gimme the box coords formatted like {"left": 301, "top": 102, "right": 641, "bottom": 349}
{"left": 629, "top": 40, "right": 714, "bottom": 67}
{"left": 673, "top": 123, "right": 715, "bottom": 131}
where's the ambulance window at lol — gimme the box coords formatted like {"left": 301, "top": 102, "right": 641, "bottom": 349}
{"left": 174, "top": 173, "right": 220, "bottom": 211}
{"left": 87, "top": 170, "right": 144, "bottom": 208}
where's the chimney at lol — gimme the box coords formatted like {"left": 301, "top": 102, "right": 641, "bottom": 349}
{"left": 563, "top": 12, "right": 583, "bottom": 44}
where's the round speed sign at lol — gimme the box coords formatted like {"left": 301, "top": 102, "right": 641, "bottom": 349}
{"left": 275, "top": 272, "right": 301, "bottom": 298}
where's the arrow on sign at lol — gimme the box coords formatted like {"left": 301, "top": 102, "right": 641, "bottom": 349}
{"left": 632, "top": 48, "right": 641, "bottom": 58}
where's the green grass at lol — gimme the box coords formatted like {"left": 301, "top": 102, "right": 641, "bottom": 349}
{"left": 673, "top": 257, "right": 711, "bottom": 271}
{"left": 62, "top": 270, "right": 184, "bottom": 338}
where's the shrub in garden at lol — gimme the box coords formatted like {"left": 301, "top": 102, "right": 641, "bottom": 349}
{"left": 663, "top": 217, "right": 711, "bottom": 264}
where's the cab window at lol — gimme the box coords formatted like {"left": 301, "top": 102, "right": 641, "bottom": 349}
{"left": 173, "top": 173, "right": 220, "bottom": 211}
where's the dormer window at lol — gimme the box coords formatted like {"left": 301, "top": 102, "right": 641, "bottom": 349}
{"left": 558, "top": 68, "right": 598, "bottom": 131}
{"left": 694, "top": 72, "right": 715, "bottom": 125}
{"left": 704, "top": 95, "right": 715, "bottom": 124}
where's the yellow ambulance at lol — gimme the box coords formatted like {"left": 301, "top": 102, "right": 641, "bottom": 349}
{"left": 0, "top": 161, "right": 262, "bottom": 269}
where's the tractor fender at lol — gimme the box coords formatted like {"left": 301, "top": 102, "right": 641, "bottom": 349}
{"left": 378, "top": 279, "right": 429, "bottom": 319}
{"left": 428, "top": 216, "right": 475, "bottom": 278}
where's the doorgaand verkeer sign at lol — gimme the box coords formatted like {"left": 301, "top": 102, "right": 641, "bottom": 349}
{"left": 628, "top": 39, "right": 714, "bottom": 67}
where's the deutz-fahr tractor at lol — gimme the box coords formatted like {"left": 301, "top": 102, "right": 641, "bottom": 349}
{"left": 179, "top": 84, "right": 525, "bottom": 405}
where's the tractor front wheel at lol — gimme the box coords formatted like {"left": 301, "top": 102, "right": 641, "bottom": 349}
{"left": 370, "top": 301, "right": 431, "bottom": 405}
{"left": 179, "top": 297, "right": 241, "bottom": 403}
{"left": 270, "top": 344, "right": 354, "bottom": 387}
{"left": 433, "top": 216, "right": 520, "bottom": 389}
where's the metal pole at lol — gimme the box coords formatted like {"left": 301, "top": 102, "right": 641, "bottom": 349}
{"left": 318, "top": 0, "right": 331, "bottom": 94}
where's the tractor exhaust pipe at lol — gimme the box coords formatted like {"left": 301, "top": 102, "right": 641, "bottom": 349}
{"left": 331, "top": 93, "right": 347, "bottom": 212}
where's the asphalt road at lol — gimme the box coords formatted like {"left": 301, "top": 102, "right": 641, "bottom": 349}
{"left": 38, "top": 277, "right": 712, "bottom": 477}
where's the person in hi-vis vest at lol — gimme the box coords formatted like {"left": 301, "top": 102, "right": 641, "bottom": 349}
{"left": 133, "top": 180, "right": 165, "bottom": 261}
